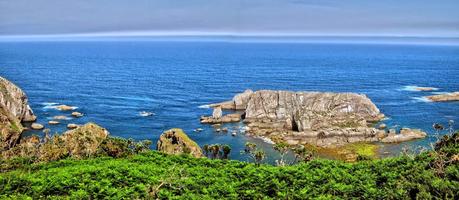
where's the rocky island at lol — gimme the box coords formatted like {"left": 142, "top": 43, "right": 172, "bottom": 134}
{"left": 201, "top": 90, "right": 427, "bottom": 148}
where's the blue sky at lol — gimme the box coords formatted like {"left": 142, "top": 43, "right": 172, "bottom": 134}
{"left": 0, "top": 0, "right": 458, "bottom": 37}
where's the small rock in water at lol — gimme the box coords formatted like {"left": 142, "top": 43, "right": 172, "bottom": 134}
{"left": 31, "top": 123, "right": 44, "bottom": 130}
{"left": 48, "top": 120, "right": 60, "bottom": 125}
{"left": 53, "top": 115, "right": 69, "bottom": 120}
{"left": 67, "top": 123, "right": 79, "bottom": 129}
{"left": 194, "top": 128, "right": 203, "bottom": 132}
{"left": 71, "top": 112, "right": 83, "bottom": 118}
{"left": 216, "top": 128, "right": 221, "bottom": 132}
{"left": 231, "top": 131, "right": 237, "bottom": 136}
{"left": 56, "top": 105, "right": 76, "bottom": 111}
{"left": 222, "top": 127, "right": 228, "bottom": 132}
{"left": 378, "top": 123, "right": 387, "bottom": 130}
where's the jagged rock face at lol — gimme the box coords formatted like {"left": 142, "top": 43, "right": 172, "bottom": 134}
{"left": 0, "top": 77, "right": 36, "bottom": 122}
{"left": 157, "top": 128, "right": 203, "bottom": 158}
{"left": 0, "top": 77, "right": 37, "bottom": 151}
{"left": 245, "top": 90, "right": 384, "bottom": 132}
{"left": 201, "top": 90, "right": 425, "bottom": 147}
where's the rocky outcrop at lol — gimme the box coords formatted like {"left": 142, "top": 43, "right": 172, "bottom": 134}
{"left": 0, "top": 77, "right": 37, "bottom": 151}
{"left": 2, "top": 122, "right": 110, "bottom": 161}
{"left": 426, "top": 92, "right": 459, "bottom": 102}
{"left": 60, "top": 122, "right": 109, "bottom": 158}
{"left": 157, "top": 128, "right": 203, "bottom": 158}
{"left": 201, "top": 90, "right": 426, "bottom": 147}
{"left": 381, "top": 128, "right": 427, "bottom": 143}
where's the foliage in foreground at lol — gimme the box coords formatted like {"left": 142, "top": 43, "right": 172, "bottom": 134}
{"left": 0, "top": 133, "right": 458, "bottom": 199}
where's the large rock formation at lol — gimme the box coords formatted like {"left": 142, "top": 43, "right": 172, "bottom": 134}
{"left": 201, "top": 90, "right": 426, "bottom": 147}
{"left": 2, "top": 122, "right": 109, "bottom": 161}
{"left": 426, "top": 92, "right": 459, "bottom": 102}
{"left": 157, "top": 128, "right": 203, "bottom": 158}
{"left": 0, "top": 77, "right": 37, "bottom": 151}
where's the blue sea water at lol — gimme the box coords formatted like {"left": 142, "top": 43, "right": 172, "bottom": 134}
{"left": 1, "top": 40, "right": 458, "bottom": 161}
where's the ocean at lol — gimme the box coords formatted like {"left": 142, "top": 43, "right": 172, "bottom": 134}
{"left": 1, "top": 39, "right": 458, "bottom": 162}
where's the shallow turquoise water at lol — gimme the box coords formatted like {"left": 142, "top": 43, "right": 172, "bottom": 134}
{"left": 1, "top": 40, "right": 458, "bottom": 161}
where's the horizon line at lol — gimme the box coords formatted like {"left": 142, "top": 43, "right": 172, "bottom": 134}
{"left": 1, "top": 31, "right": 459, "bottom": 39}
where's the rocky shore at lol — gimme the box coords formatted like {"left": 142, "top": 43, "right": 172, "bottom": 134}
{"left": 201, "top": 90, "right": 427, "bottom": 148}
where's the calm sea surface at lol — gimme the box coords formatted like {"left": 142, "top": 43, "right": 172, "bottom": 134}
{"left": 1, "top": 40, "right": 458, "bottom": 162}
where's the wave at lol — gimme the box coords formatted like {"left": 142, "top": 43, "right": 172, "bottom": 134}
{"left": 400, "top": 85, "right": 439, "bottom": 92}
{"left": 198, "top": 104, "right": 210, "bottom": 109}
{"left": 254, "top": 136, "right": 275, "bottom": 144}
{"left": 41, "top": 102, "right": 59, "bottom": 106}
{"left": 42, "top": 104, "right": 78, "bottom": 110}
{"left": 139, "top": 111, "right": 154, "bottom": 117}
{"left": 411, "top": 97, "right": 432, "bottom": 103}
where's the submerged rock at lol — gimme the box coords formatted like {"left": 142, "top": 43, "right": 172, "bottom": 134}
{"left": 53, "top": 115, "right": 69, "bottom": 120}
{"left": 426, "top": 92, "right": 459, "bottom": 102}
{"left": 1, "top": 77, "right": 37, "bottom": 150}
{"left": 156, "top": 128, "right": 203, "bottom": 158}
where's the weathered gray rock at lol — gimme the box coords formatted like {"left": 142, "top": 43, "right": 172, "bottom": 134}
{"left": 0, "top": 77, "right": 36, "bottom": 122}
{"left": 426, "top": 92, "right": 459, "bottom": 102}
{"left": 201, "top": 90, "right": 426, "bottom": 147}
{"left": 156, "top": 128, "right": 203, "bottom": 158}
{"left": 212, "top": 106, "right": 222, "bottom": 119}
{"left": 233, "top": 89, "right": 253, "bottom": 110}
{"left": 0, "top": 77, "right": 37, "bottom": 150}
{"left": 381, "top": 128, "right": 427, "bottom": 143}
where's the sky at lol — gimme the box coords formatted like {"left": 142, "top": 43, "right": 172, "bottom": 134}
{"left": 0, "top": 0, "right": 458, "bottom": 37}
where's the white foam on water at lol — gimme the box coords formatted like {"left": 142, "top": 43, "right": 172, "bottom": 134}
{"left": 411, "top": 96, "right": 432, "bottom": 103}
{"left": 431, "top": 92, "right": 448, "bottom": 95}
{"left": 198, "top": 104, "right": 210, "bottom": 109}
{"left": 400, "top": 85, "right": 439, "bottom": 92}
{"left": 42, "top": 104, "right": 78, "bottom": 111}
{"left": 254, "top": 136, "right": 275, "bottom": 144}
{"left": 139, "top": 111, "right": 154, "bottom": 117}
{"left": 41, "top": 102, "right": 59, "bottom": 106}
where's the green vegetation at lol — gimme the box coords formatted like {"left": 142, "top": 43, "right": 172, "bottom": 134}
{"left": 0, "top": 133, "right": 458, "bottom": 199}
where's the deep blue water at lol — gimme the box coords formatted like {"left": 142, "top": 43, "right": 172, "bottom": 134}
{"left": 1, "top": 40, "right": 458, "bottom": 161}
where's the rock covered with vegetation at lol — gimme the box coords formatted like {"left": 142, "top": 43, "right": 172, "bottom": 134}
{"left": 1, "top": 123, "right": 109, "bottom": 161}
{"left": 157, "top": 128, "right": 203, "bottom": 158}
{"left": 0, "top": 77, "right": 36, "bottom": 151}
